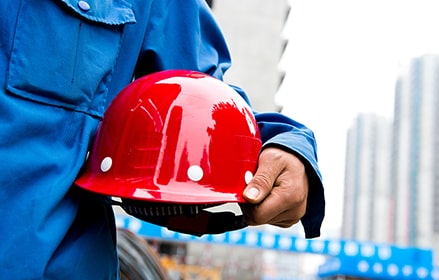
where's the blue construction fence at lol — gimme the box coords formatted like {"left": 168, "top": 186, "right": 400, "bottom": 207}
{"left": 116, "top": 214, "right": 438, "bottom": 279}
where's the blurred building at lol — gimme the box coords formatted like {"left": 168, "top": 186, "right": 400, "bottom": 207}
{"left": 342, "top": 54, "right": 439, "bottom": 265}
{"left": 391, "top": 54, "right": 439, "bottom": 260}
{"left": 342, "top": 113, "right": 392, "bottom": 243}
{"left": 209, "top": 0, "right": 287, "bottom": 112}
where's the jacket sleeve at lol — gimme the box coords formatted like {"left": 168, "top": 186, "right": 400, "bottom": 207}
{"left": 134, "top": 0, "right": 325, "bottom": 238}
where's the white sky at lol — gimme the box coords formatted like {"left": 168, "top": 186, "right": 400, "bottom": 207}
{"left": 276, "top": 0, "right": 439, "bottom": 237}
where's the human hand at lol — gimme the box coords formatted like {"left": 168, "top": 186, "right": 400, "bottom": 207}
{"left": 240, "top": 147, "right": 309, "bottom": 228}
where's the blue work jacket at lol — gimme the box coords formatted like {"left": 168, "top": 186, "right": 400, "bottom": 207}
{"left": 0, "top": 0, "right": 324, "bottom": 278}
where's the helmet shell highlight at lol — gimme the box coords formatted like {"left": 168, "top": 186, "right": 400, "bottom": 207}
{"left": 75, "top": 70, "right": 262, "bottom": 204}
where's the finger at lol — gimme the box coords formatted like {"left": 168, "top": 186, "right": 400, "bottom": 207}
{"left": 241, "top": 195, "right": 280, "bottom": 225}
{"left": 242, "top": 172, "right": 308, "bottom": 226}
{"left": 243, "top": 163, "right": 277, "bottom": 204}
{"left": 255, "top": 204, "right": 302, "bottom": 228}
{"left": 242, "top": 198, "right": 304, "bottom": 227}
{"left": 269, "top": 217, "right": 301, "bottom": 228}
{"left": 243, "top": 149, "right": 282, "bottom": 204}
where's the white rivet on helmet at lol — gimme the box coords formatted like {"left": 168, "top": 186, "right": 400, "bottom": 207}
{"left": 187, "top": 165, "right": 203, "bottom": 182}
{"left": 245, "top": 170, "right": 253, "bottom": 184}
{"left": 100, "top": 157, "right": 113, "bottom": 173}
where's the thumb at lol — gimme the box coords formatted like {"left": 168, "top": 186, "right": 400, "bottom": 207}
{"left": 243, "top": 155, "right": 278, "bottom": 204}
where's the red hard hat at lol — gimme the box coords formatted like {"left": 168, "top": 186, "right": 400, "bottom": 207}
{"left": 75, "top": 70, "right": 262, "bottom": 235}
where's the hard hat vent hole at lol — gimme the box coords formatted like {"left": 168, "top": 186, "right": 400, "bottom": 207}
{"left": 245, "top": 170, "right": 253, "bottom": 184}
{"left": 187, "top": 165, "right": 203, "bottom": 182}
{"left": 100, "top": 157, "right": 113, "bottom": 172}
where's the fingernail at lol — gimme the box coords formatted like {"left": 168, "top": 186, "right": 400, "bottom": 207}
{"left": 245, "top": 187, "right": 260, "bottom": 200}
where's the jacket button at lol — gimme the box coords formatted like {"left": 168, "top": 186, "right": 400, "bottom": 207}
{"left": 78, "top": 1, "right": 90, "bottom": 12}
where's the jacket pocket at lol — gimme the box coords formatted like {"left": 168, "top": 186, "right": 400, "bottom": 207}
{"left": 6, "top": 0, "right": 135, "bottom": 117}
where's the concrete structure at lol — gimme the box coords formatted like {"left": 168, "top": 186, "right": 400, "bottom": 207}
{"left": 210, "top": 0, "right": 288, "bottom": 112}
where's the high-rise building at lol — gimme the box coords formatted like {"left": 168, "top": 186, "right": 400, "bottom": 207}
{"left": 342, "top": 54, "right": 439, "bottom": 264}
{"left": 342, "top": 113, "right": 392, "bottom": 243}
{"left": 391, "top": 54, "right": 439, "bottom": 256}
